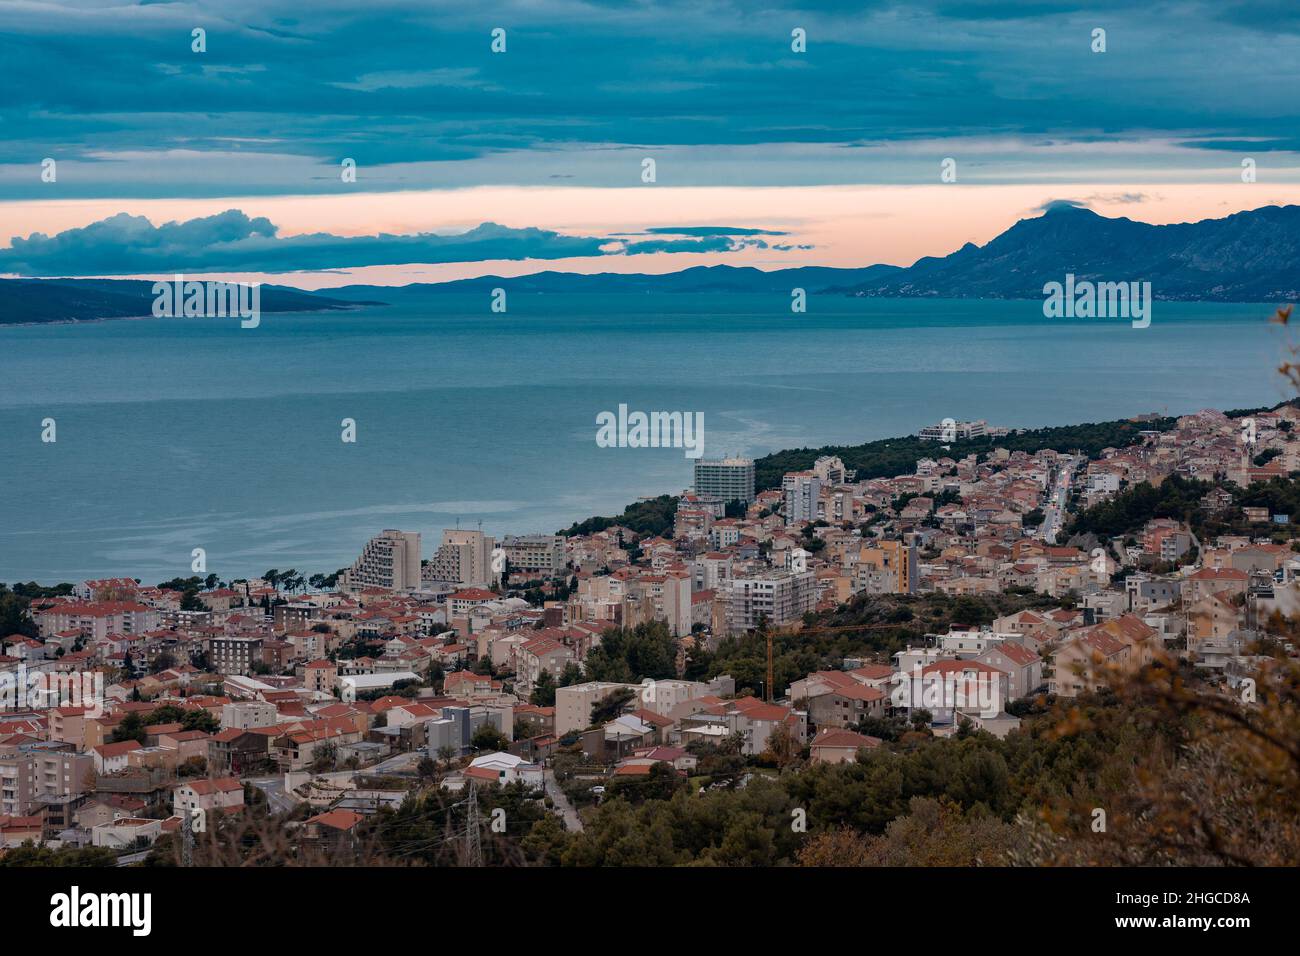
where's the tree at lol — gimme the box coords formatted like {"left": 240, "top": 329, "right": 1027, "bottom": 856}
{"left": 310, "top": 743, "right": 337, "bottom": 773}
{"left": 607, "top": 762, "right": 687, "bottom": 803}
{"left": 471, "top": 725, "right": 509, "bottom": 752}
{"left": 589, "top": 687, "right": 636, "bottom": 727}
{"left": 0, "top": 843, "right": 118, "bottom": 867}
{"left": 763, "top": 722, "right": 798, "bottom": 769}
{"left": 179, "top": 590, "right": 206, "bottom": 611}
{"left": 530, "top": 671, "right": 557, "bottom": 707}
{"left": 110, "top": 712, "right": 147, "bottom": 744}
{"left": 583, "top": 621, "right": 677, "bottom": 683}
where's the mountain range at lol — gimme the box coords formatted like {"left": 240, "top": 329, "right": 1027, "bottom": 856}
{"left": 4, "top": 203, "right": 1300, "bottom": 324}
{"left": 269, "top": 203, "right": 1300, "bottom": 305}
{"left": 0, "top": 279, "right": 366, "bottom": 326}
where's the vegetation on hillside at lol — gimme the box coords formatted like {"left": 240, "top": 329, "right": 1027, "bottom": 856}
{"left": 559, "top": 495, "right": 678, "bottom": 539}
{"left": 754, "top": 417, "right": 1175, "bottom": 492}
{"left": 1068, "top": 473, "right": 1300, "bottom": 540}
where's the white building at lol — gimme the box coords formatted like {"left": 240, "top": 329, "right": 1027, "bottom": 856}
{"left": 693, "top": 458, "right": 756, "bottom": 505}
{"left": 782, "top": 472, "right": 822, "bottom": 526}
{"left": 221, "top": 700, "right": 279, "bottom": 731}
{"left": 341, "top": 529, "right": 422, "bottom": 593}
{"left": 725, "top": 569, "right": 815, "bottom": 633}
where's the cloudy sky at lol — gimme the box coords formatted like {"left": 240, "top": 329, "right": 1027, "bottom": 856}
{"left": 4, "top": 0, "right": 1300, "bottom": 286}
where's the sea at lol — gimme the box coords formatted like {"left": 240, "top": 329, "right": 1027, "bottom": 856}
{"left": 0, "top": 292, "right": 1292, "bottom": 583}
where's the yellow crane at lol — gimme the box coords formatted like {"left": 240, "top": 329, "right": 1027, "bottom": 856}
{"left": 763, "top": 620, "right": 911, "bottom": 702}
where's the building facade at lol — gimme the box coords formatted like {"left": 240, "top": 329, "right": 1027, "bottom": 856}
{"left": 694, "top": 458, "right": 756, "bottom": 505}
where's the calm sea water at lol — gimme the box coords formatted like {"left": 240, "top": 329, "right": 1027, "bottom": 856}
{"left": 0, "top": 293, "right": 1291, "bottom": 583}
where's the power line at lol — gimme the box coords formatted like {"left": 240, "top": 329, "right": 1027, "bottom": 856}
{"left": 181, "top": 808, "right": 193, "bottom": 867}
{"left": 464, "top": 780, "right": 483, "bottom": 867}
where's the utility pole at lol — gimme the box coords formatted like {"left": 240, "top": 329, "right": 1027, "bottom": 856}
{"left": 765, "top": 629, "right": 774, "bottom": 703}
{"left": 181, "top": 808, "right": 193, "bottom": 867}
{"left": 464, "top": 781, "right": 483, "bottom": 867}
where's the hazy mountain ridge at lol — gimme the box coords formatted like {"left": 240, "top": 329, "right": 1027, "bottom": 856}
{"left": 4, "top": 204, "right": 1298, "bottom": 323}
{"left": 833, "top": 203, "right": 1300, "bottom": 301}
{"left": 324, "top": 263, "right": 903, "bottom": 299}
{"left": 0, "top": 278, "right": 370, "bottom": 325}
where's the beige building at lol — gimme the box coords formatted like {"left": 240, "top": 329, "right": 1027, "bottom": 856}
{"left": 0, "top": 745, "right": 94, "bottom": 817}
{"left": 1052, "top": 615, "right": 1160, "bottom": 698}
{"left": 500, "top": 534, "right": 565, "bottom": 577}
{"left": 810, "top": 727, "right": 880, "bottom": 764}
{"left": 856, "top": 538, "right": 918, "bottom": 594}
{"left": 221, "top": 700, "right": 278, "bottom": 731}
{"left": 303, "top": 659, "right": 337, "bottom": 694}
{"left": 423, "top": 529, "right": 496, "bottom": 589}
{"left": 556, "top": 682, "right": 641, "bottom": 736}
{"left": 341, "top": 529, "right": 422, "bottom": 593}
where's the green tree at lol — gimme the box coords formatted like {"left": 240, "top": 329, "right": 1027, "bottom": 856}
{"left": 471, "top": 725, "right": 509, "bottom": 752}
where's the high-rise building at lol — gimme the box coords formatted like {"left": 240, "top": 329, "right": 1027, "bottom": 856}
{"left": 693, "top": 457, "right": 756, "bottom": 505}
{"left": 341, "top": 529, "right": 422, "bottom": 593}
{"left": 782, "top": 472, "right": 822, "bottom": 527}
{"left": 663, "top": 568, "right": 693, "bottom": 638}
{"left": 423, "top": 529, "right": 497, "bottom": 589}
{"left": 725, "top": 569, "right": 815, "bottom": 633}
{"left": 856, "top": 537, "right": 918, "bottom": 594}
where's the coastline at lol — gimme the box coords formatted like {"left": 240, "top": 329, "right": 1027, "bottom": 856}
{"left": 0, "top": 304, "right": 370, "bottom": 329}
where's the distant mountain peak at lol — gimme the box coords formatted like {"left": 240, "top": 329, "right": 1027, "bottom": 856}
{"left": 1039, "top": 200, "right": 1099, "bottom": 216}
{"left": 837, "top": 203, "right": 1300, "bottom": 302}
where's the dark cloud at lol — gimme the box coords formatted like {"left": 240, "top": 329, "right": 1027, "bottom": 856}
{"left": 0, "top": 1, "right": 1297, "bottom": 197}
{"left": 0, "top": 210, "right": 775, "bottom": 275}
{"left": 639, "top": 226, "right": 789, "bottom": 237}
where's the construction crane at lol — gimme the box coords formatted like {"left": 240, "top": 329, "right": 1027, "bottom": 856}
{"left": 762, "top": 620, "right": 913, "bottom": 702}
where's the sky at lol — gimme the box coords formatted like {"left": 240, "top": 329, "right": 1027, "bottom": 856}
{"left": 4, "top": 0, "right": 1300, "bottom": 286}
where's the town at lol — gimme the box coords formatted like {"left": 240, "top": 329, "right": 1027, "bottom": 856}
{"left": 2, "top": 404, "right": 1298, "bottom": 866}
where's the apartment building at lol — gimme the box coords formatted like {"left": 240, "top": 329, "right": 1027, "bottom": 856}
{"left": 555, "top": 682, "right": 640, "bottom": 736}
{"left": 812, "top": 455, "right": 849, "bottom": 484}
{"left": 725, "top": 569, "right": 815, "bottom": 633}
{"left": 221, "top": 700, "right": 279, "bottom": 731}
{"left": 693, "top": 457, "right": 756, "bottom": 505}
{"left": 0, "top": 744, "right": 93, "bottom": 817}
{"left": 210, "top": 635, "right": 264, "bottom": 676}
{"left": 423, "top": 529, "right": 496, "bottom": 589}
{"left": 500, "top": 534, "right": 565, "bottom": 577}
{"left": 856, "top": 538, "right": 918, "bottom": 594}
{"left": 782, "top": 472, "right": 822, "bottom": 526}
{"left": 35, "top": 601, "right": 160, "bottom": 641}
{"left": 340, "top": 529, "right": 422, "bottom": 593}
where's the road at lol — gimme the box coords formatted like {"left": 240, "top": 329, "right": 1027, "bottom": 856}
{"left": 1042, "top": 458, "right": 1075, "bottom": 544}
{"left": 116, "top": 849, "right": 150, "bottom": 867}
{"left": 370, "top": 752, "right": 422, "bottom": 776}
{"left": 248, "top": 775, "right": 298, "bottom": 815}
{"left": 543, "top": 769, "right": 584, "bottom": 832}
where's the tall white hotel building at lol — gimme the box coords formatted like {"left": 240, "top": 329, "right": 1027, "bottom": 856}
{"left": 693, "top": 457, "right": 756, "bottom": 505}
